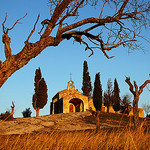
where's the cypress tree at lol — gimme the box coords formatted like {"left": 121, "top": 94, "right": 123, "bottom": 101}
{"left": 93, "top": 72, "right": 102, "bottom": 111}
{"left": 93, "top": 72, "right": 102, "bottom": 132}
{"left": 82, "top": 60, "right": 92, "bottom": 97}
{"left": 34, "top": 67, "right": 42, "bottom": 94}
{"left": 113, "top": 78, "right": 121, "bottom": 112}
{"left": 36, "top": 78, "right": 48, "bottom": 108}
{"left": 32, "top": 68, "right": 48, "bottom": 117}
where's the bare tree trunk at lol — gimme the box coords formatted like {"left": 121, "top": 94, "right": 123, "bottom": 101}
{"left": 133, "top": 97, "right": 140, "bottom": 129}
{"left": 96, "top": 111, "right": 100, "bottom": 133}
{"left": 125, "top": 77, "right": 150, "bottom": 130}
{"left": 107, "top": 106, "right": 109, "bottom": 113}
{"left": 11, "top": 101, "right": 15, "bottom": 118}
{"left": 36, "top": 107, "right": 40, "bottom": 117}
{"left": 2, "top": 34, "right": 12, "bottom": 59}
{"left": 0, "top": 36, "right": 55, "bottom": 88}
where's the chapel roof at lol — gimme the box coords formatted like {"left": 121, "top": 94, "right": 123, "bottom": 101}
{"left": 52, "top": 80, "right": 82, "bottom": 100}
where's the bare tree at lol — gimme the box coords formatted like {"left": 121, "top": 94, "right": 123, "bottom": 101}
{"left": 0, "top": 0, "right": 150, "bottom": 88}
{"left": 11, "top": 101, "right": 15, "bottom": 118}
{"left": 125, "top": 77, "right": 150, "bottom": 129}
{"left": 121, "top": 94, "right": 132, "bottom": 107}
{"left": 142, "top": 103, "right": 150, "bottom": 116}
{"left": 120, "top": 94, "right": 132, "bottom": 114}
{"left": 103, "top": 78, "right": 113, "bottom": 112}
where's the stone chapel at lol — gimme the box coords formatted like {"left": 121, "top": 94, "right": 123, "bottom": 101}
{"left": 50, "top": 80, "right": 144, "bottom": 118}
{"left": 50, "top": 80, "right": 98, "bottom": 114}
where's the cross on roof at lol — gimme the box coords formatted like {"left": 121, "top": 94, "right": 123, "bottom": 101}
{"left": 70, "top": 73, "right": 72, "bottom": 80}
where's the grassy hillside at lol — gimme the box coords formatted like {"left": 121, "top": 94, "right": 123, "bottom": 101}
{"left": 84, "top": 111, "right": 150, "bottom": 127}
{"left": 0, "top": 112, "right": 150, "bottom": 150}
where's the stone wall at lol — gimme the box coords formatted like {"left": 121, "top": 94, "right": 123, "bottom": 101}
{"left": 129, "top": 108, "right": 144, "bottom": 118}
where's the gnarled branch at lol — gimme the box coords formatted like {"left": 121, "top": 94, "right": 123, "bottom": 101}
{"left": 11, "top": 101, "right": 15, "bottom": 116}
{"left": 2, "top": 13, "right": 27, "bottom": 34}
{"left": 26, "top": 14, "right": 40, "bottom": 43}
{"left": 125, "top": 77, "right": 136, "bottom": 96}
{"left": 2, "top": 13, "right": 27, "bottom": 59}
{"left": 0, "top": 0, "right": 150, "bottom": 88}
{"left": 139, "top": 80, "right": 150, "bottom": 95}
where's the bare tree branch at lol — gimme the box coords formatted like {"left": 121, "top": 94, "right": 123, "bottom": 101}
{"left": 99, "top": 0, "right": 107, "bottom": 18}
{"left": 2, "top": 13, "right": 7, "bottom": 34}
{"left": 116, "top": 0, "right": 129, "bottom": 18}
{"left": 125, "top": 77, "right": 150, "bottom": 129}
{"left": 2, "top": 13, "right": 27, "bottom": 34}
{"left": 8, "top": 13, "right": 27, "bottom": 31}
{"left": 11, "top": 101, "right": 15, "bottom": 117}
{"left": 125, "top": 77, "right": 136, "bottom": 96}
{"left": 26, "top": 14, "right": 40, "bottom": 43}
{"left": 139, "top": 80, "right": 150, "bottom": 95}
{"left": 62, "top": 30, "right": 136, "bottom": 59}
{"left": 0, "top": 0, "right": 150, "bottom": 88}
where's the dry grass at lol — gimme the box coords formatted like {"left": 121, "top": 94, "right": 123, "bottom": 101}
{"left": 0, "top": 112, "right": 150, "bottom": 150}
{"left": 0, "top": 127, "right": 149, "bottom": 150}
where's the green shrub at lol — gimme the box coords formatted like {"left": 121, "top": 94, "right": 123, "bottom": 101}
{"left": 0, "top": 110, "right": 13, "bottom": 120}
{"left": 22, "top": 108, "right": 32, "bottom": 117}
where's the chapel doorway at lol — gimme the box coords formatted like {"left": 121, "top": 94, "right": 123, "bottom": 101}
{"left": 69, "top": 98, "right": 84, "bottom": 112}
{"left": 69, "top": 104, "right": 74, "bottom": 112}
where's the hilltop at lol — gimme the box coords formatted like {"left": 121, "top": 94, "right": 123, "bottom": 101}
{"left": 0, "top": 111, "right": 149, "bottom": 135}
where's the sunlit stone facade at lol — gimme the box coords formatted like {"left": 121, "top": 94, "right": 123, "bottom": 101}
{"left": 50, "top": 80, "right": 144, "bottom": 118}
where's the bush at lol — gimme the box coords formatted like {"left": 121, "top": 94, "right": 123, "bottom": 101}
{"left": 22, "top": 108, "right": 32, "bottom": 117}
{"left": 0, "top": 110, "right": 13, "bottom": 120}
{"left": 146, "top": 114, "right": 150, "bottom": 120}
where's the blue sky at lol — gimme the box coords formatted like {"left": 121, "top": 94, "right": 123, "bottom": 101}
{"left": 0, "top": 0, "right": 150, "bottom": 118}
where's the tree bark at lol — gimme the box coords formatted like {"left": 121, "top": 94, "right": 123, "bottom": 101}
{"left": 96, "top": 110, "right": 100, "bottom": 133}
{"left": 11, "top": 101, "right": 15, "bottom": 118}
{"left": 0, "top": 36, "right": 55, "bottom": 88}
{"left": 2, "top": 34, "right": 12, "bottom": 59}
{"left": 125, "top": 77, "right": 150, "bottom": 129}
{"left": 0, "top": 0, "right": 149, "bottom": 87}
{"left": 36, "top": 107, "right": 40, "bottom": 117}
{"left": 133, "top": 97, "right": 140, "bottom": 129}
